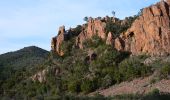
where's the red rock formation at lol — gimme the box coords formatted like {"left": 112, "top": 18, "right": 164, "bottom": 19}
{"left": 106, "top": 32, "right": 114, "bottom": 45}
{"left": 52, "top": 17, "right": 119, "bottom": 55}
{"left": 52, "top": 0, "right": 170, "bottom": 57}
{"left": 51, "top": 26, "right": 65, "bottom": 56}
{"left": 114, "top": 37, "right": 124, "bottom": 51}
{"left": 76, "top": 18, "right": 107, "bottom": 49}
{"left": 115, "top": 0, "right": 170, "bottom": 56}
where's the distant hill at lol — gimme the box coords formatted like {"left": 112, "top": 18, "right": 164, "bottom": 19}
{"left": 0, "top": 46, "right": 49, "bottom": 96}
{"left": 0, "top": 46, "right": 49, "bottom": 69}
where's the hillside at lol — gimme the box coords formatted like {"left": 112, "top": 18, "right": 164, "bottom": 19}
{"left": 49, "top": 0, "right": 170, "bottom": 99}
{"left": 0, "top": 46, "right": 49, "bottom": 98}
{"left": 1, "top": 0, "right": 170, "bottom": 100}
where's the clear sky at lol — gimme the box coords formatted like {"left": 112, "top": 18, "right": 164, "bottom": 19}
{"left": 0, "top": 0, "right": 159, "bottom": 54}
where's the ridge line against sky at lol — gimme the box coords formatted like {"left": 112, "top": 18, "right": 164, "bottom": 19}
{"left": 0, "top": 0, "right": 159, "bottom": 54}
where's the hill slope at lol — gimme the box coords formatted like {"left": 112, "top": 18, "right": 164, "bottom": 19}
{"left": 0, "top": 46, "right": 49, "bottom": 96}
{"left": 0, "top": 46, "right": 49, "bottom": 69}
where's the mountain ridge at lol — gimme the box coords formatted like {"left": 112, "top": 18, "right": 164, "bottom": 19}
{"left": 52, "top": 0, "right": 170, "bottom": 57}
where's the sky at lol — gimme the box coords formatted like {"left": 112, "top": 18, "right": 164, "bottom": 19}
{"left": 0, "top": 0, "right": 159, "bottom": 54}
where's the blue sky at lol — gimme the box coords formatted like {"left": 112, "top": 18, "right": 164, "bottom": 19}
{"left": 0, "top": 0, "right": 159, "bottom": 54}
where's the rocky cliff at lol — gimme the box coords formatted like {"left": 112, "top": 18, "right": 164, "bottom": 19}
{"left": 116, "top": 0, "right": 170, "bottom": 56}
{"left": 51, "top": 17, "right": 121, "bottom": 55}
{"left": 76, "top": 17, "right": 107, "bottom": 49}
{"left": 51, "top": 26, "right": 66, "bottom": 56}
{"left": 51, "top": 0, "right": 170, "bottom": 56}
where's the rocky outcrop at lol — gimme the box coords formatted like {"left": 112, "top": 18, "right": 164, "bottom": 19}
{"left": 31, "top": 69, "right": 48, "bottom": 83}
{"left": 31, "top": 66, "right": 60, "bottom": 83}
{"left": 76, "top": 18, "right": 107, "bottom": 49}
{"left": 106, "top": 32, "right": 114, "bottom": 45}
{"left": 52, "top": 17, "right": 117, "bottom": 55}
{"left": 51, "top": 26, "right": 66, "bottom": 56}
{"left": 114, "top": 37, "right": 125, "bottom": 51}
{"left": 52, "top": 0, "right": 170, "bottom": 57}
{"left": 116, "top": 0, "right": 170, "bottom": 56}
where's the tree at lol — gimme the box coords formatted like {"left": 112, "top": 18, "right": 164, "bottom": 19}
{"left": 83, "top": 16, "right": 88, "bottom": 22}
{"left": 112, "top": 11, "right": 115, "bottom": 17}
{"left": 161, "top": 65, "right": 170, "bottom": 78}
{"left": 137, "top": 8, "right": 143, "bottom": 16}
{"left": 97, "top": 17, "right": 102, "bottom": 20}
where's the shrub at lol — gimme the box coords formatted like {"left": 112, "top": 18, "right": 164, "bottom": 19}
{"left": 81, "top": 79, "right": 94, "bottom": 93}
{"left": 119, "top": 56, "right": 152, "bottom": 81}
{"left": 161, "top": 65, "right": 170, "bottom": 78}
{"left": 105, "top": 15, "right": 138, "bottom": 36}
{"left": 68, "top": 25, "right": 82, "bottom": 37}
{"left": 68, "top": 81, "right": 81, "bottom": 93}
{"left": 101, "top": 75, "right": 112, "bottom": 88}
{"left": 61, "top": 38, "right": 75, "bottom": 56}
{"left": 150, "top": 78, "right": 157, "bottom": 84}
{"left": 83, "top": 35, "right": 104, "bottom": 48}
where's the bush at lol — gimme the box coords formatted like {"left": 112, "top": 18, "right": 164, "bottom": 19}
{"left": 61, "top": 38, "right": 75, "bottom": 56}
{"left": 83, "top": 35, "right": 104, "bottom": 48}
{"left": 68, "top": 25, "right": 82, "bottom": 37}
{"left": 105, "top": 16, "right": 138, "bottom": 36}
{"left": 81, "top": 79, "right": 94, "bottom": 93}
{"left": 68, "top": 81, "right": 81, "bottom": 93}
{"left": 118, "top": 56, "right": 152, "bottom": 81}
{"left": 161, "top": 65, "right": 170, "bottom": 78}
{"left": 101, "top": 75, "right": 112, "bottom": 88}
{"left": 151, "top": 88, "right": 160, "bottom": 95}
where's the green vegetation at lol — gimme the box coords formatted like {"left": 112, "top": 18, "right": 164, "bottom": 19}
{"left": 68, "top": 25, "right": 82, "bottom": 37}
{"left": 161, "top": 64, "right": 170, "bottom": 78}
{"left": 105, "top": 9, "right": 143, "bottom": 36}
{"left": 118, "top": 57, "right": 152, "bottom": 81}
{"left": 105, "top": 16, "right": 138, "bottom": 36}
{"left": 0, "top": 46, "right": 49, "bottom": 98}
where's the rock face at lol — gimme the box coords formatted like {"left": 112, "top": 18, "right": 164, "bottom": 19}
{"left": 106, "top": 32, "right": 114, "bottom": 45}
{"left": 116, "top": 0, "right": 170, "bottom": 56}
{"left": 31, "top": 69, "right": 48, "bottom": 83}
{"left": 31, "top": 67, "right": 60, "bottom": 83}
{"left": 51, "top": 26, "right": 66, "bottom": 56}
{"left": 76, "top": 18, "right": 107, "bottom": 49}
